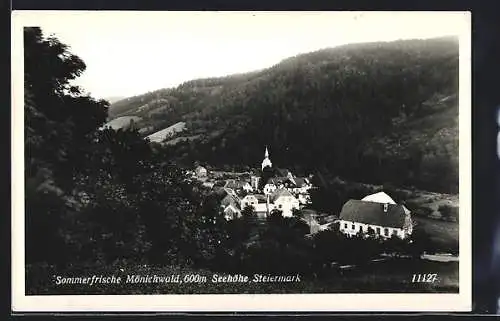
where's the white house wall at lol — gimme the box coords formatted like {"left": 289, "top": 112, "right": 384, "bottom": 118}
{"left": 224, "top": 205, "right": 241, "bottom": 220}
{"left": 274, "top": 197, "right": 299, "bottom": 217}
{"left": 338, "top": 220, "right": 407, "bottom": 239}
{"left": 264, "top": 184, "right": 277, "bottom": 195}
{"left": 290, "top": 186, "right": 310, "bottom": 194}
{"left": 241, "top": 196, "right": 259, "bottom": 209}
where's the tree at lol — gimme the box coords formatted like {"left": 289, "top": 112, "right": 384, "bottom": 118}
{"left": 268, "top": 209, "right": 284, "bottom": 223}
{"left": 24, "top": 27, "right": 108, "bottom": 189}
{"left": 292, "top": 207, "right": 304, "bottom": 219}
{"left": 408, "top": 227, "right": 434, "bottom": 257}
{"left": 241, "top": 204, "right": 256, "bottom": 221}
{"left": 258, "top": 166, "right": 274, "bottom": 191}
{"left": 24, "top": 27, "right": 108, "bottom": 265}
{"left": 384, "top": 235, "right": 410, "bottom": 257}
{"left": 366, "top": 226, "right": 377, "bottom": 239}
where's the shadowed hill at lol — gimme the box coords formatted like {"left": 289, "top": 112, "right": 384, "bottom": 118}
{"left": 109, "top": 36, "right": 459, "bottom": 193}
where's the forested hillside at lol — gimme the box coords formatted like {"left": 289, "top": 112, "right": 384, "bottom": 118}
{"left": 110, "top": 37, "right": 459, "bottom": 194}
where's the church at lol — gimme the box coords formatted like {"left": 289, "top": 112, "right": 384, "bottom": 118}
{"left": 217, "top": 146, "right": 314, "bottom": 220}
{"left": 261, "top": 146, "right": 273, "bottom": 171}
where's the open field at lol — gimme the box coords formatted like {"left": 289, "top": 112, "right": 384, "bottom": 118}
{"left": 414, "top": 216, "right": 459, "bottom": 254}
{"left": 100, "top": 116, "right": 142, "bottom": 130}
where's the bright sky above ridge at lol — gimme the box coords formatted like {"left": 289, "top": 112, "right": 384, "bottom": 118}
{"left": 16, "top": 11, "right": 469, "bottom": 99}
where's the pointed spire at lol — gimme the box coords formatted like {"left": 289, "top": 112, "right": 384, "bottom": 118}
{"left": 261, "top": 145, "right": 272, "bottom": 170}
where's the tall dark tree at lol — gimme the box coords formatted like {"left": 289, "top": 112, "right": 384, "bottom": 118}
{"left": 24, "top": 27, "right": 109, "bottom": 264}
{"left": 258, "top": 166, "right": 275, "bottom": 191}
{"left": 24, "top": 27, "right": 108, "bottom": 189}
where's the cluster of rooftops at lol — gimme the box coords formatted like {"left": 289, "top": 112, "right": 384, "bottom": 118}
{"left": 189, "top": 147, "right": 413, "bottom": 239}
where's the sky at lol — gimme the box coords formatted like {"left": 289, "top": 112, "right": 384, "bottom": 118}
{"left": 14, "top": 11, "right": 469, "bottom": 100}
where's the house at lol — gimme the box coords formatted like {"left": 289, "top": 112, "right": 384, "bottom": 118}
{"left": 240, "top": 194, "right": 259, "bottom": 209}
{"left": 262, "top": 176, "right": 291, "bottom": 194}
{"left": 263, "top": 182, "right": 277, "bottom": 195}
{"left": 250, "top": 175, "right": 260, "bottom": 191}
{"left": 288, "top": 177, "right": 312, "bottom": 194}
{"left": 240, "top": 194, "right": 270, "bottom": 218}
{"left": 270, "top": 188, "right": 300, "bottom": 217}
{"left": 224, "top": 179, "right": 253, "bottom": 193}
{"left": 297, "top": 193, "right": 311, "bottom": 206}
{"left": 194, "top": 165, "right": 208, "bottom": 179}
{"left": 262, "top": 178, "right": 276, "bottom": 194}
{"left": 224, "top": 179, "right": 242, "bottom": 190}
{"left": 276, "top": 168, "right": 292, "bottom": 178}
{"left": 338, "top": 199, "right": 413, "bottom": 239}
{"left": 220, "top": 191, "right": 242, "bottom": 220}
{"left": 242, "top": 182, "right": 253, "bottom": 193}
{"left": 224, "top": 204, "right": 241, "bottom": 220}
{"left": 201, "top": 181, "right": 215, "bottom": 189}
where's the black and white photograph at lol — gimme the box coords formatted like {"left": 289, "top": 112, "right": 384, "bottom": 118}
{"left": 11, "top": 11, "right": 471, "bottom": 312}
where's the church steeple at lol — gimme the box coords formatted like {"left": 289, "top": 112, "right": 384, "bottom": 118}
{"left": 261, "top": 146, "right": 272, "bottom": 170}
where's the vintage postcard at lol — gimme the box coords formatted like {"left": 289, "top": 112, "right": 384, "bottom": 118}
{"left": 11, "top": 11, "right": 471, "bottom": 312}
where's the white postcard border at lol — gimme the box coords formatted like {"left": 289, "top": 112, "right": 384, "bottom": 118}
{"left": 11, "top": 11, "right": 472, "bottom": 312}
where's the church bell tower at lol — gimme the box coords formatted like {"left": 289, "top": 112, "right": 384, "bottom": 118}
{"left": 261, "top": 146, "right": 272, "bottom": 170}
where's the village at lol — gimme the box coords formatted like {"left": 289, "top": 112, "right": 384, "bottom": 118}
{"left": 186, "top": 147, "right": 414, "bottom": 241}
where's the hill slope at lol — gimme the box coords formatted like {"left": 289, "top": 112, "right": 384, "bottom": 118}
{"left": 109, "top": 36, "right": 459, "bottom": 193}
{"left": 104, "top": 96, "right": 126, "bottom": 104}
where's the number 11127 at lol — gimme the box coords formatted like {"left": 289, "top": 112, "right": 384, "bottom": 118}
{"left": 412, "top": 273, "right": 438, "bottom": 283}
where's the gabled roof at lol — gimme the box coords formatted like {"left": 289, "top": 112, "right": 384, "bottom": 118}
{"left": 224, "top": 179, "right": 247, "bottom": 190}
{"left": 361, "top": 191, "right": 396, "bottom": 204}
{"left": 224, "top": 204, "right": 240, "bottom": 213}
{"left": 265, "top": 176, "right": 289, "bottom": 186}
{"left": 241, "top": 193, "right": 268, "bottom": 204}
{"left": 254, "top": 194, "right": 268, "bottom": 203}
{"left": 276, "top": 168, "right": 292, "bottom": 177}
{"left": 293, "top": 177, "right": 310, "bottom": 187}
{"left": 339, "top": 199, "right": 407, "bottom": 229}
{"left": 270, "top": 188, "right": 296, "bottom": 202}
{"left": 223, "top": 187, "right": 236, "bottom": 196}
{"left": 361, "top": 191, "right": 411, "bottom": 214}
{"left": 221, "top": 193, "right": 241, "bottom": 210}
{"left": 242, "top": 194, "right": 258, "bottom": 200}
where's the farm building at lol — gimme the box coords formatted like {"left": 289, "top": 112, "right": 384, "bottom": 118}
{"left": 338, "top": 199, "right": 413, "bottom": 239}
{"left": 270, "top": 188, "right": 300, "bottom": 218}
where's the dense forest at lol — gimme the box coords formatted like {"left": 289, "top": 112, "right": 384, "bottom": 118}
{"left": 109, "top": 36, "right": 459, "bottom": 194}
